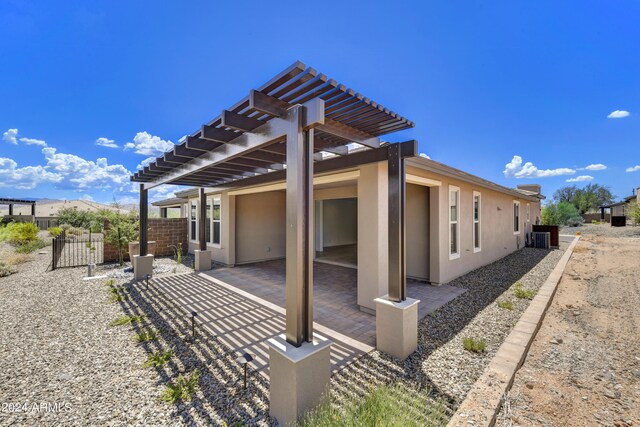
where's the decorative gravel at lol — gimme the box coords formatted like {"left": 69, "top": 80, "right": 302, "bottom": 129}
{"left": 561, "top": 223, "right": 640, "bottom": 238}
{"left": 0, "top": 245, "right": 272, "bottom": 426}
{"left": 328, "top": 244, "right": 568, "bottom": 420}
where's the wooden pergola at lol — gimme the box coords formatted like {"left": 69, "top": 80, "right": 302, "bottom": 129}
{"left": 0, "top": 197, "right": 36, "bottom": 216}
{"left": 130, "top": 61, "right": 416, "bottom": 347}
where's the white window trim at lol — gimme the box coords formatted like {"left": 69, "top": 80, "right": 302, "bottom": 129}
{"left": 473, "top": 191, "right": 481, "bottom": 253}
{"left": 449, "top": 185, "right": 460, "bottom": 260}
{"left": 513, "top": 200, "right": 521, "bottom": 235}
{"left": 526, "top": 203, "right": 531, "bottom": 222}
{"left": 189, "top": 200, "right": 198, "bottom": 242}
{"left": 208, "top": 195, "right": 222, "bottom": 248}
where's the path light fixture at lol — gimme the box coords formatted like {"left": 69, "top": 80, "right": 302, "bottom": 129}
{"left": 191, "top": 311, "right": 198, "bottom": 341}
{"left": 144, "top": 274, "right": 151, "bottom": 290}
{"left": 236, "top": 353, "right": 254, "bottom": 390}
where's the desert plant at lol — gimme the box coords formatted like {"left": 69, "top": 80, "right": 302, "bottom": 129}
{"left": 463, "top": 337, "right": 486, "bottom": 353}
{"left": 0, "top": 261, "right": 17, "bottom": 277}
{"left": 497, "top": 300, "right": 513, "bottom": 310}
{"left": 104, "top": 204, "right": 139, "bottom": 266}
{"left": 629, "top": 202, "right": 640, "bottom": 226}
{"left": 300, "top": 382, "right": 449, "bottom": 426}
{"left": 107, "top": 285, "right": 127, "bottom": 303}
{"left": 134, "top": 329, "right": 158, "bottom": 342}
{"left": 5, "top": 253, "right": 33, "bottom": 265}
{"left": 144, "top": 350, "right": 174, "bottom": 368}
{"left": 0, "top": 222, "right": 39, "bottom": 244}
{"left": 161, "top": 370, "right": 200, "bottom": 404}
{"left": 109, "top": 314, "right": 146, "bottom": 327}
{"left": 15, "top": 239, "right": 48, "bottom": 254}
{"left": 48, "top": 226, "right": 63, "bottom": 237}
{"left": 512, "top": 282, "right": 536, "bottom": 299}
{"left": 169, "top": 243, "right": 183, "bottom": 265}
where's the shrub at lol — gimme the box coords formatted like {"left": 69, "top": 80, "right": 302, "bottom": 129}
{"left": 5, "top": 253, "right": 33, "bottom": 265}
{"left": 0, "top": 261, "right": 17, "bottom": 277}
{"left": 15, "top": 239, "right": 48, "bottom": 253}
{"left": 497, "top": 300, "right": 513, "bottom": 310}
{"left": 463, "top": 337, "right": 486, "bottom": 353}
{"left": 512, "top": 282, "right": 536, "bottom": 299}
{"left": 144, "top": 350, "right": 174, "bottom": 368}
{"left": 161, "top": 370, "right": 200, "bottom": 404}
{"left": 109, "top": 314, "right": 146, "bottom": 327}
{"left": 57, "top": 208, "right": 100, "bottom": 229}
{"left": 542, "top": 201, "right": 584, "bottom": 227}
{"left": 566, "top": 216, "right": 584, "bottom": 227}
{"left": 0, "top": 222, "right": 39, "bottom": 244}
{"left": 107, "top": 285, "right": 127, "bottom": 303}
{"left": 133, "top": 329, "right": 158, "bottom": 342}
{"left": 630, "top": 202, "right": 640, "bottom": 226}
{"left": 301, "top": 383, "right": 449, "bottom": 426}
{"left": 48, "top": 227, "right": 63, "bottom": 237}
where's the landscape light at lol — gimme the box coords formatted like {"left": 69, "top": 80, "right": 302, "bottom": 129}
{"left": 191, "top": 311, "right": 198, "bottom": 341}
{"left": 144, "top": 274, "right": 151, "bottom": 290}
{"left": 235, "top": 353, "right": 254, "bottom": 390}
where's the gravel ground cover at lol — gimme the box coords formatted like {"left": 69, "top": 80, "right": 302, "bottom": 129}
{"left": 562, "top": 222, "right": 640, "bottom": 238}
{"left": 327, "top": 244, "right": 568, "bottom": 423}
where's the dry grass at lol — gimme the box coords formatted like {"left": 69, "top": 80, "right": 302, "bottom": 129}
{"left": 5, "top": 253, "right": 33, "bottom": 265}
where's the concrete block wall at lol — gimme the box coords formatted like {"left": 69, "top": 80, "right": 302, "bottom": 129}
{"left": 104, "top": 218, "right": 188, "bottom": 262}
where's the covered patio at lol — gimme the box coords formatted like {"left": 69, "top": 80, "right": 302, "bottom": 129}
{"left": 130, "top": 61, "right": 427, "bottom": 424}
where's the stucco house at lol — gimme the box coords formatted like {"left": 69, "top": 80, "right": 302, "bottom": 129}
{"left": 154, "top": 160, "right": 543, "bottom": 313}
{"left": 135, "top": 61, "right": 544, "bottom": 424}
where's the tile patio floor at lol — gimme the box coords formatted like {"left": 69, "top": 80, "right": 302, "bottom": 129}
{"left": 152, "top": 260, "right": 465, "bottom": 378}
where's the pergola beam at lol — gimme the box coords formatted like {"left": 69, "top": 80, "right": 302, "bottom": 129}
{"left": 316, "top": 118, "right": 380, "bottom": 148}
{"left": 250, "top": 89, "right": 290, "bottom": 117}
{"left": 222, "top": 109, "right": 264, "bottom": 132}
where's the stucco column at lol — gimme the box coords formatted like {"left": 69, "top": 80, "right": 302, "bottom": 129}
{"left": 357, "top": 162, "right": 388, "bottom": 313}
{"left": 221, "top": 192, "right": 236, "bottom": 266}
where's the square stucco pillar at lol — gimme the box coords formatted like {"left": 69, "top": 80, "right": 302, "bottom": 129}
{"left": 194, "top": 249, "right": 212, "bottom": 271}
{"left": 374, "top": 295, "right": 419, "bottom": 360}
{"left": 132, "top": 254, "right": 154, "bottom": 281}
{"left": 267, "top": 334, "right": 332, "bottom": 426}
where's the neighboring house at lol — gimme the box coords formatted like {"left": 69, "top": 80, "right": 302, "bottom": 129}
{"left": 0, "top": 199, "right": 129, "bottom": 229}
{"left": 154, "top": 159, "right": 543, "bottom": 313}
{"left": 605, "top": 188, "right": 640, "bottom": 218}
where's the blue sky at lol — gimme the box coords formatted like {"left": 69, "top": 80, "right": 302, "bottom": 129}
{"left": 1, "top": 0, "right": 638, "bottom": 204}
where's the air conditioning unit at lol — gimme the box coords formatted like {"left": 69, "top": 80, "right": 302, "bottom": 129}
{"left": 532, "top": 232, "right": 550, "bottom": 249}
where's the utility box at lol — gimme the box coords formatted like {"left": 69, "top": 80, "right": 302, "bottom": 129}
{"left": 611, "top": 216, "right": 626, "bottom": 227}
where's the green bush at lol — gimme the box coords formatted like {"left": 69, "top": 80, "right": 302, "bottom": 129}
{"left": 300, "top": 382, "right": 449, "bottom": 426}
{"left": 48, "top": 227, "right": 63, "bottom": 237}
{"left": 144, "top": 350, "right": 174, "bottom": 368}
{"left": 0, "top": 222, "right": 39, "bottom": 244}
{"left": 463, "top": 337, "right": 486, "bottom": 353}
{"left": 497, "top": 300, "right": 513, "bottom": 310}
{"left": 512, "top": 282, "right": 536, "bottom": 299}
{"left": 0, "top": 261, "right": 17, "bottom": 277}
{"left": 161, "top": 370, "right": 200, "bottom": 404}
{"left": 15, "top": 239, "right": 48, "bottom": 253}
{"left": 542, "top": 201, "right": 583, "bottom": 226}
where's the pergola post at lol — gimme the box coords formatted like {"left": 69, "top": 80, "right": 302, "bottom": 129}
{"left": 8, "top": 204, "right": 13, "bottom": 216}
{"left": 194, "top": 187, "right": 212, "bottom": 271}
{"left": 374, "top": 144, "right": 420, "bottom": 360}
{"left": 160, "top": 207, "right": 168, "bottom": 218}
{"left": 133, "top": 184, "right": 153, "bottom": 281}
{"left": 267, "top": 106, "right": 331, "bottom": 426}
{"left": 31, "top": 203, "right": 35, "bottom": 216}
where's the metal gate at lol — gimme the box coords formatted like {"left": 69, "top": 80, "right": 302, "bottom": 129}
{"left": 52, "top": 230, "right": 104, "bottom": 270}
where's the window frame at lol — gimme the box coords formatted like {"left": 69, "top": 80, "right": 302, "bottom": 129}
{"left": 526, "top": 203, "right": 531, "bottom": 222}
{"left": 208, "top": 195, "right": 222, "bottom": 248}
{"left": 189, "top": 200, "right": 198, "bottom": 242}
{"left": 473, "top": 191, "right": 481, "bottom": 253}
{"left": 449, "top": 185, "right": 460, "bottom": 260}
{"left": 513, "top": 200, "right": 521, "bottom": 235}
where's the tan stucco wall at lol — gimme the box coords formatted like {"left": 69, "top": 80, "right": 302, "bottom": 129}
{"left": 357, "top": 163, "right": 388, "bottom": 311}
{"left": 407, "top": 165, "right": 540, "bottom": 284}
{"left": 406, "top": 184, "right": 429, "bottom": 280}
{"left": 235, "top": 190, "right": 286, "bottom": 264}
{"left": 321, "top": 198, "right": 357, "bottom": 248}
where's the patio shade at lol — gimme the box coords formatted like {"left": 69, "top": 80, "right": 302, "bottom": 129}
{"left": 129, "top": 60, "right": 415, "bottom": 189}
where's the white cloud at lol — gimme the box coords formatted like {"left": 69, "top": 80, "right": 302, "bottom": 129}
{"left": 626, "top": 165, "right": 640, "bottom": 173}
{"left": 42, "top": 147, "right": 131, "bottom": 190}
{"left": 419, "top": 152, "right": 430, "bottom": 159}
{"left": 584, "top": 163, "right": 607, "bottom": 171}
{"left": 19, "top": 137, "right": 47, "bottom": 147}
{"left": 0, "top": 157, "right": 63, "bottom": 189}
{"left": 2, "top": 128, "right": 18, "bottom": 144}
{"left": 136, "top": 156, "right": 156, "bottom": 170}
{"left": 566, "top": 175, "right": 594, "bottom": 183}
{"left": 80, "top": 194, "right": 95, "bottom": 201}
{"left": 607, "top": 110, "right": 630, "bottom": 119}
{"left": 96, "top": 137, "right": 118, "bottom": 148}
{"left": 503, "top": 155, "right": 575, "bottom": 179}
{"left": 124, "top": 131, "right": 174, "bottom": 157}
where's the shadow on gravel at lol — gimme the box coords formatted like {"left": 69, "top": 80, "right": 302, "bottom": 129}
{"left": 115, "top": 277, "right": 273, "bottom": 426}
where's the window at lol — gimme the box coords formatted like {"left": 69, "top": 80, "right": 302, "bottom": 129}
{"left": 190, "top": 201, "right": 197, "bottom": 241}
{"left": 473, "top": 191, "right": 481, "bottom": 252}
{"left": 526, "top": 203, "right": 531, "bottom": 222}
{"left": 449, "top": 186, "right": 460, "bottom": 259}
{"left": 205, "top": 202, "right": 211, "bottom": 244}
{"left": 212, "top": 196, "right": 221, "bottom": 246}
{"left": 513, "top": 201, "right": 520, "bottom": 234}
